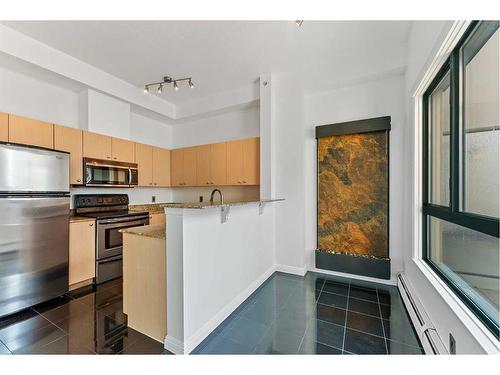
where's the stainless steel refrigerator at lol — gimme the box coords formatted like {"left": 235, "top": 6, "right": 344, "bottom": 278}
{"left": 0, "top": 143, "right": 70, "bottom": 318}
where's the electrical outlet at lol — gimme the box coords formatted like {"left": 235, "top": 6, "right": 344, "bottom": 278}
{"left": 449, "top": 333, "right": 456, "bottom": 354}
{"left": 152, "top": 196, "right": 156, "bottom": 203}
{"left": 199, "top": 196, "right": 203, "bottom": 202}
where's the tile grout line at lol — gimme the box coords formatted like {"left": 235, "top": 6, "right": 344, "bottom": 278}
{"left": 376, "top": 289, "right": 389, "bottom": 354}
{"left": 341, "top": 280, "right": 351, "bottom": 352}
{"left": 296, "top": 277, "right": 327, "bottom": 353}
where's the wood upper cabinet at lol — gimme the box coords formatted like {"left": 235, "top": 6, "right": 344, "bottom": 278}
{"left": 227, "top": 138, "right": 260, "bottom": 185}
{"left": 0, "top": 112, "right": 8, "bottom": 142}
{"left": 183, "top": 147, "right": 197, "bottom": 186}
{"left": 8, "top": 114, "right": 54, "bottom": 149}
{"left": 152, "top": 147, "right": 171, "bottom": 187}
{"left": 83, "top": 131, "right": 112, "bottom": 160}
{"left": 196, "top": 142, "right": 227, "bottom": 186}
{"left": 196, "top": 145, "right": 212, "bottom": 186}
{"left": 54, "top": 125, "right": 83, "bottom": 185}
{"left": 171, "top": 147, "right": 197, "bottom": 186}
{"left": 242, "top": 138, "right": 260, "bottom": 185}
{"left": 135, "top": 143, "right": 153, "bottom": 187}
{"left": 112, "top": 138, "right": 135, "bottom": 163}
{"left": 170, "top": 149, "right": 184, "bottom": 186}
{"left": 227, "top": 139, "right": 245, "bottom": 185}
{"left": 69, "top": 220, "right": 96, "bottom": 286}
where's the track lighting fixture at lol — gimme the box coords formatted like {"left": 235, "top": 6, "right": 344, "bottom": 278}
{"left": 295, "top": 20, "right": 304, "bottom": 27}
{"left": 143, "top": 75, "right": 194, "bottom": 94}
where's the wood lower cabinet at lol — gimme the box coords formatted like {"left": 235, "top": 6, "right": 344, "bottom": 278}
{"left": 83, "top": 131, "right": 112, "bottom": 160}
{"left": 112, "top": 137, "right": 135, "bottom": 163}
{"left": 54, "top": 125, "right": 83, "bottom": 185}
{"left": 152, "top": 147, "right": 171, "bottom": 187}
{"left": 0, "top": 112, "right": 7, "bottom": 142}
{"left": 8, "top": 114, "right": 54, "bottom": 149}
{"left": 69, "top": 220, "right": 96, "bottom": 286}
{"left": 149, "top": 213, "right": 166, "bottom": 225}
{"left": 171, "top": 147, "right": 197, "bottom": 186}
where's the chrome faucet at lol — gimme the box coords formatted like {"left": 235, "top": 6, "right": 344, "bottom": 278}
{"left": 210, "top": 189, "right": 224, "bottom": 205}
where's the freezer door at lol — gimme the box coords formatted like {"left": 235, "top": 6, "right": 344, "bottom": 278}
{"left": 0, "top": 196, "right": 70, "bottom": 317}
{"left": 0, "top": 143, "right": 69, "bottom": 193}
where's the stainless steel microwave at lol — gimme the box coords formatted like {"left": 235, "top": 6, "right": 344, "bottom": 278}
{"left": 84, "top": 158, "right": 138, "bottom": 187}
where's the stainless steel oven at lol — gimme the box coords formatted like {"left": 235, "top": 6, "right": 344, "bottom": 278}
{"left": 84, "top": 158, "right": 138, "bottom": 187}
{"left": 95, "top": 214, "right": 149, "bottom": 284}
{"left": 74, "top": 194, "right": 149, "bottom": 284}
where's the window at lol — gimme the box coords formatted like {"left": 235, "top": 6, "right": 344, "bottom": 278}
{"left": 423, "top": 21, "right": 500, "bottom": 339}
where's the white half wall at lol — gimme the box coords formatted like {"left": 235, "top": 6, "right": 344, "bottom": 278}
{"left": 304, "top": 73, "right": 406, "bottom": 281}
{"left": 165, "top": 204, "right": 276, "bottom": 353}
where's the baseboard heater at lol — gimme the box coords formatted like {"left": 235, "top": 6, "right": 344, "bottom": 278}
{"left": 397, "top": 273, "right": 448, "bottom": 354}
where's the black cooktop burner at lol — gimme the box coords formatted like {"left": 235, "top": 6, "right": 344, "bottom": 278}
{"left": 78, "top": 210, "right": 149, "bottom": 220}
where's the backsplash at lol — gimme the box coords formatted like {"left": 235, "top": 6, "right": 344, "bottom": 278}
{"left": 69, "top": 185, "right": 259, "bottom": 208}
{"left": 170, "top": 186, "right": 260, "bottom": 204}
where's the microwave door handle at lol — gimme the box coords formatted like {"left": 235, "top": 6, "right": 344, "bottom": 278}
{"left": 129, "top": 168, "right": 132, "bottom": 186}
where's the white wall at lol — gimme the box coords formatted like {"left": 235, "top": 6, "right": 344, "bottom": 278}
{"left": 0, "top": 64, "right": 80, "bottom": 127}
{"left": 304, "top": 74, "right": 406, "bottom": 280}
{"left": 130, "top": 112, "right": 173, "bottom": 149}
{"left": 403, "top": 21, "right": 498, "bottom": 353}
{"left": 272, "top": 73, "right": 306, "bottom": 274}
{"left": 171, "top": 105, "right": 260, "bottom": 149}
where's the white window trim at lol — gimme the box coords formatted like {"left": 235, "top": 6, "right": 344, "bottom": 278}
{"left": 412, "top": 20, "right": 500, "bottom": 353}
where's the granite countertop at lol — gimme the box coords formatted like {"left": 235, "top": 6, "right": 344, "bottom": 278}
{"left": 120, "top": 224, "right": 166, "bottom": 240}
{"left": 70, "top": 216, "right": 96, "bottom": 223}
{"left": 162, "top": 199, "right": 285, "bottom": 210}
{"left": 129, "top": 203, "right": 171, "bottom": 214}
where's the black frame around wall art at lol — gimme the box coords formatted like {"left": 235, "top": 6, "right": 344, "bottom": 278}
{"left": 315, "top": 116, "right": 391, "bottom": 280}
{"left": 422, "top": 20, "right": 500, "bottom": 339}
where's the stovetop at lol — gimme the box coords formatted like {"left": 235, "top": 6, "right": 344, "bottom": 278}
{"left": 77, "top": 210, "right": 149, "bottom": 220}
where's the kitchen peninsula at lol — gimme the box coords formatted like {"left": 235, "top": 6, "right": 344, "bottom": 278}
{"left": 163, "top": 199, "right": 283, "bottom": 354}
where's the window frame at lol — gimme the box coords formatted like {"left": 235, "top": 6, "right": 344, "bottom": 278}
{"left": 422, "top": 20, "right": 500, "bottom": 339}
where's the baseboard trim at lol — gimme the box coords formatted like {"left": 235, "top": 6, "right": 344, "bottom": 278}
{"left": 275, "top": 264, "right": 307, "bottom": 276}
{"left": 310, "top": 267, "right": 397, "bottom": 286}
{"left": 181, "top": 264, "right": 277, "bottom": 354}
{"left": 164, "top": 335, "right": 184, "bottom": 355}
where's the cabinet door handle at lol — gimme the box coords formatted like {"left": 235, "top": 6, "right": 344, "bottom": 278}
{"left": 242, "top": 181, "right": 247, "bottom": 184}
{"left": 76, "top": 179, "right": 81, "bottom": 183}
{"left": 154, "top": 182, "right": 157, "bottom": 185}
{"left": 89, "top": 223, "right": 94, "bottom": 227}
{"left": 113, "top": 157, "right": 117, "bottom": 160}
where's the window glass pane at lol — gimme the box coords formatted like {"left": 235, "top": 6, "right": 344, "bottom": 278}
{"left": 427, "top": 216, "right": 499, "bottom": 330}
{"left": 428, "top": 71, "right": 451, "bottom": 206}
{"left": 461, "top": 23, "right": 499, "bottom": 217}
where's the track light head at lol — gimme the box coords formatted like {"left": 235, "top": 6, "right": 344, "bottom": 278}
{"left": 143, "top": 85, "right": 148, "bottom": 93}
{"left": 189, "top": 79, "right": 194, "bottom": 89}
{"left": 295, "top": 20, "right": 304, "bottom": 27}
{"left": 157, "top": 84, "right": 163, "bottom": 94}
{"left": 174, "top": 81, "right": 179, "bottom": 91}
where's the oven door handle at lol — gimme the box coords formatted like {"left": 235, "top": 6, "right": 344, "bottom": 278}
{"left": 98, "top": 215, "right": 149, "bottom": 225}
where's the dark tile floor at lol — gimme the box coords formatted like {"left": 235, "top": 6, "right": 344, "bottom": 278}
{"left": 192, "top": 272, "right": 424, "bottom": 354}
{"left": 0, "top": 278, "right": 167, "bottom": 354}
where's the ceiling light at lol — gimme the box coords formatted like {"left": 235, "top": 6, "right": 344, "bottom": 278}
{"left": 143, "top": 75, "right": 194, "bottom": 93}
{"left": 295, "top": 20, "right": 304, "bottom": 27}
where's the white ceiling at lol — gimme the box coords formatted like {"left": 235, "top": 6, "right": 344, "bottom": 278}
{"left": 1, "top": 21, "right": 412, "bottom": 104}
